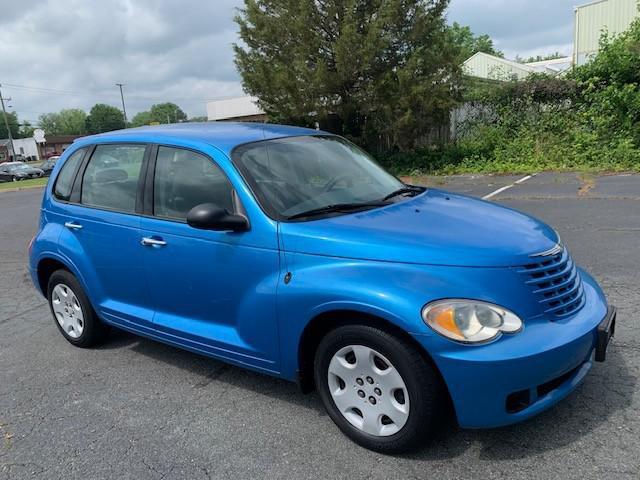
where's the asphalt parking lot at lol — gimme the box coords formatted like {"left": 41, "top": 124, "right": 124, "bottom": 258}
{"left": 1, "top": 173, "right": 638, "bottom": 479}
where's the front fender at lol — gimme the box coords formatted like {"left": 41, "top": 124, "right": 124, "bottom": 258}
{"left": 276, "top": 252, "right": 560, "bottom": 381}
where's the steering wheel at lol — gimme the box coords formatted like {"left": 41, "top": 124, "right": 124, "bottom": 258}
{"left": 322, "top": 174, "right": 354, "bottom": 193}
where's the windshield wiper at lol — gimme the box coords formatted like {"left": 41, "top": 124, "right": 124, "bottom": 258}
{"left": 382, "top": 185, "right": 425, "bottom": 201}
{"left": 287, "top": 201, "right": 389, "bottom": 220}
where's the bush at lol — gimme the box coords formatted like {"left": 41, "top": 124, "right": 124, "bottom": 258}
{"left": 380, "top": 15, "right": 640, "bottom": 175}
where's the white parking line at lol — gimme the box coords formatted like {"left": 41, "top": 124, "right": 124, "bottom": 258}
{"left": 482, "top": 173, "right": 537, "bottom": 200}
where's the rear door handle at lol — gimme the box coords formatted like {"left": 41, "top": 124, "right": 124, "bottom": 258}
{"left": 64, "top": 222, "right": 83, "bottom": 230}
{"left": 141, "top": 237, "right": 167, "bottom": 247}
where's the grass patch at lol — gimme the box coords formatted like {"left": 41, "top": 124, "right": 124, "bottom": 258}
{"left": 0, "top": 177, "right": 49, "bottom": 191}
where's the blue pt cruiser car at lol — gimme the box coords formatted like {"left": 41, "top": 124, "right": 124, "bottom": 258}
{"left": 29, "top": 123, "right": 616, "bottom": 453}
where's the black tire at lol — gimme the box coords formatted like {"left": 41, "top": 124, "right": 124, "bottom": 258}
{"left": 12, "top": 176, "right": 18, "bottom": 182}
{"left": 47, "top": 269, "right": 109, "bottom": 348}
{"left": 314, "top": 324, "right": 444, "bottom": 454}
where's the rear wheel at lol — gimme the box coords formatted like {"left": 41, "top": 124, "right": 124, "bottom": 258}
{"left": 314, "top": 324, "right": 443, "bottom": 453}
{"left": 47, "top": 270, "right": 108, "bottom": 347}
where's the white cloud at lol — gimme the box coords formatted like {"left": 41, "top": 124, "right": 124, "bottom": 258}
{"left": 1, "top": 0, "right": 244, "bottom": 124}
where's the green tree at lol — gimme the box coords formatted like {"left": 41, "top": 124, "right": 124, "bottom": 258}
{"left": 37, "top": 112, "right": 61, "bottom": 135}
{"left": 520, "top": 52, "right": 566, "bottom": 64}
{"left": 149, "top": 103, "right": 187, "bottom": 124}
{"left": 57, "top": 109, "right": 87, "bottom": 134}
{"left": 131, "top": 103, "right": 187, "bottom": 126}
{"left": 85, "top": 104, "right": 125, "bottom": 134}
{"left": 131, "top": 110, "right": 153, "bottom": 127}
{"left": 18, "top": 121, "right": 35, "bottom": 138}
{"left": 0, "top": 111, "right": 20, "bottom": 139}
{"left": 37, "top": 109, "right": 87, "bottom": 135}
{"left": 448, "top": 22, "right": 503, "bottom": 61}
{"left": 234, "top": 0, "right": 461, "bottom": 150}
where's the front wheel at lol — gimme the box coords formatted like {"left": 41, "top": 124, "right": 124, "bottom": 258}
{"left": 12, "top": 176, "right": 18, "bottom": 182}
{"left": 314, "top": 324, "right": 444, "bottom": 453}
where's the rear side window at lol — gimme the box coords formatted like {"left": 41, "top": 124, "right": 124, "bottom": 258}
{"left": 153, "top": 146, "right": 234, "bottom": 220}
{"left": 53, "top": 149, "right": 85, "bottom": 200}
{"left": 81, "top": 145, "right": 146, "bottom": 213}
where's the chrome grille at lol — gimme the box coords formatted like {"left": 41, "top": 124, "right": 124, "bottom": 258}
{"left": 518, "top": 248, "right": 585, "bottom": 318}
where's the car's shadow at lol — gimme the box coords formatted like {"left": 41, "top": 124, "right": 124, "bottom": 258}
{"left": 99, "top": 329, "right": 635, "bottom": 460}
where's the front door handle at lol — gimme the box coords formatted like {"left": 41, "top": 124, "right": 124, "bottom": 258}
{"left": 141, "top": 237, "right": 167, "bottom": 247}
{"left": 64, "top": 221, "right": 83, "bottom": 230}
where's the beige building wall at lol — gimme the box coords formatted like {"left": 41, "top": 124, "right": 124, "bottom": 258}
{"left": 574, "top": 0, "right": 639, "bottom": 64}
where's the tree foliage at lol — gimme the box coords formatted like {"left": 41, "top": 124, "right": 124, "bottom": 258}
{"left": 131, "top": 110, "right": 153, "bottom": 127}
{"left": 38, "top": 109, "right": 87, "bottom": 135}
{"left": 389, "top": 15, "right": 640, "bottom": 175}
{"left": 518, "top": 52, "right": 565, "bottom": 64}
{"left": 131, "top": 103, "right": 187, "bottom": 126}
{"left": 85, "top": 104, "right": 125, "bottom": 134}
{"left": 0, "top": 111, "right": 20, "bottom": 139}
{"left": 234, "top": 0, "right": 463, "bottom": 150}
{"left": 448, "top": 22, "right": 503, "bottom": 61}
{"left": 18, "top": 121, "right": 35, "bottom": 138}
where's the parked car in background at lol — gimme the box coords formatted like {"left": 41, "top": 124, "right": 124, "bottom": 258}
{"left": 0, "top": 162, "right": 44, "bottom": 182}
{"left": 39, "top": 156, "right": 60, "bottom": 176}
{"left": 28, "top": 123, "right": 615, "bottom": 453}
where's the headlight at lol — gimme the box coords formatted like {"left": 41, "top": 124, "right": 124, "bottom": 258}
{"left": 422, "top": 300, "right": 522, "bottom": 343}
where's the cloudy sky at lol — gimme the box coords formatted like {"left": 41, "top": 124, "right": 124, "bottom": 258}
{"left": 0, "top": 0, "right": 579, "bottom": 127}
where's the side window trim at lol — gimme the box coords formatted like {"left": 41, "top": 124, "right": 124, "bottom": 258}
{"left": 136, "top": 144, "right": 154, "bottom": 215}
{"left": 52, "top": 147, "right": 89, "bottom": 202}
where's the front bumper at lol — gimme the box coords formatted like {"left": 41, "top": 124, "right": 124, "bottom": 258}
{"left": 413, "top": 270, "right": 612, "bottom": 429}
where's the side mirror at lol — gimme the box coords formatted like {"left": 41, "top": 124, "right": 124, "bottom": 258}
{"left": 186, "top": 203, "right": 249, "bottom": 232}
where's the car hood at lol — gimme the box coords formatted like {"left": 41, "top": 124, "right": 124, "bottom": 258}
{"left": 279, "top": 189, "right": 559, "bottom": 267}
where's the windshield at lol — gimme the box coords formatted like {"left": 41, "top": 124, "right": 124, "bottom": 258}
{"left": 233, "top": 136, "right": 405, "bottom": 219}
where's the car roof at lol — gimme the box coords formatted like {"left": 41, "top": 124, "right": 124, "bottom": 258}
{"left": 74, "top": 122, "right": 327, "bottom": 156}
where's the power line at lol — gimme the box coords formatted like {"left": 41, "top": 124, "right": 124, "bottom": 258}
{"left": 1, "top": 81, "right": 212, "bottom": 102}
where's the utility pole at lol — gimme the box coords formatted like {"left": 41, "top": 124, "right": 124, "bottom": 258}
{"left": 115, "top": 83, "right": 128, "bottom": 126}
{"left": 0, "top": 84, "right": 15, "bottom": 160}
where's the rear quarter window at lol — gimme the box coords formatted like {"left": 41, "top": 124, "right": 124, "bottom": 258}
{"left": 53, "top": 149, "right": 86, "bottom": 200}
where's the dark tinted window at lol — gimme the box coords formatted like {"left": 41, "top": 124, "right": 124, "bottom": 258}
{"left": 153, "top": 146, "right": 234, "bottom": 220}
{"left": 81, "top": 145, "right": 145, "bottom": 213}
{"left": 53, "top": 149, "right": 85, "bottom": 200}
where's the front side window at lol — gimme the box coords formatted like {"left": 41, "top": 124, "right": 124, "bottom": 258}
{"left": 53, "top": 149, "right": 85, "bottom": 200}
{"left": 81, "top": 144, "right": 145, "bottom": 213}
{"left": 153, "top": 146, "right": 235, "bottom": 220}
{"left": 233, "top": 136, "right": 404, "bottom": 219}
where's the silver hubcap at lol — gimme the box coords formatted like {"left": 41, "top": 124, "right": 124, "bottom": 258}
{"left": 328, "top": 345, "right": 410, "bottom": 437}
{"left": 51, "top": 283, "right": 84, "bottom": 339}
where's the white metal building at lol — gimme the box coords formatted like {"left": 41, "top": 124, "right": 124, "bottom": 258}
{"left": 462, "top": 53, "right": 534, "bottom": 81}
{"left": 574, "top": 0, "right": 639, "bottom": 64}
{"left": 462, "top": 52, "right": 572, "bottom": 81}
{"left": 206, "top": 96, "right": 266, "bottom": 122}
{"left": 11, "top": 137, "right": 40, "bottom": 160}
{"left": 463, "top": 0, "right": 638, "bottom": 80}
